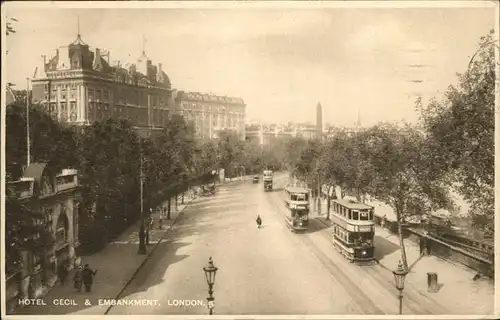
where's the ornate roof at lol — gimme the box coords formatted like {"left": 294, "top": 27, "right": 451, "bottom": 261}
{"left": 176, "top": 91, "right": 244, "bottom": 104}
{"left": 23, "top": 163, "right": 48, "bottom": 184}
{"left": 70, "top": 34, "right": 87, "bottom": 46}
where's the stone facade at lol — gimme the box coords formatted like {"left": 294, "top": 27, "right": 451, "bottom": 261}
{"left": 5, "top": 163, "right": 81, "bottom": 313}
{"left": 174, "top": 90, "right": 246, "bottom": 140}
{"left": 30, "top": 34, "right": 172, "bottom": 131}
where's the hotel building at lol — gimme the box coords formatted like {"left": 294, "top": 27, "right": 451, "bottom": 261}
{"left": 174, "top": 90, "right": 246, "bottom": 140}
{"left": 30, "top": 33, "right": 173, "bottom": 136}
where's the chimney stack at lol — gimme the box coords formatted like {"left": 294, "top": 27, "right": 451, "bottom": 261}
{"left": 156, "top": 63, "right": 164, "bottom": 83}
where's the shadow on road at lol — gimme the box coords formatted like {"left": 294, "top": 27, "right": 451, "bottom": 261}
{"left": 303, "top": 218, "right": 331, "bottom": 234}
{"left": 373, "top": 235, "right": 399, "bottom": 261}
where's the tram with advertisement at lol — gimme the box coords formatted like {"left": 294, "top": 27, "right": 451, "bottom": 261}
{"left": 331, "top": 199, "right": 375, "bottom": 262}
{"left": 263, "top": 170, "right": 273, "bottom": 191}
{"left": 283, "top": 187, "right": 310, "bottom": 232}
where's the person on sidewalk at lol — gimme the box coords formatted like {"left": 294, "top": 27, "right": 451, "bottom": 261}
{"left": 58, "top": 261, "right": 69, "bottom": 286}
{"left": 73, "top": 266, "right": 83, "bottom": 292}
{"left": 82, "top": 264, "right": 98, "bottom": 293}
{"left": 381, "top": 214, "right": 387, "bottom": 229}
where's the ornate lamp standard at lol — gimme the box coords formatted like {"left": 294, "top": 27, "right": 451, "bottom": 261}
{"left": 392, "top": 260, "right": 408, "bottom": 315}
{"left": 203, "top": 257, "right": 218, "bottom": 315}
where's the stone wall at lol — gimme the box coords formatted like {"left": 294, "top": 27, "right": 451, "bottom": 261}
{"left": 373, "top": 215, "right": 494, "bottom": 277}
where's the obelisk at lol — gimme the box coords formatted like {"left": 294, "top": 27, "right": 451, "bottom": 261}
{"left": 316, "top": 102, "right": 323, "bottom": 141}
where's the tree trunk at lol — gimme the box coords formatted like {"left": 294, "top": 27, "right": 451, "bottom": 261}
{"left": 326, "top": 186, "right": 331, "bottom": 220}
{"left": 397, "top": 210, "right": 409, "bottom": 270}
{"left": 167, "top": 197, "right": 171, "bottom": 220}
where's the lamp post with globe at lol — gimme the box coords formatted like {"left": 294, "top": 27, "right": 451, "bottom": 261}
{"left": 203, "top": 257, "right": 218, "bottom": 315}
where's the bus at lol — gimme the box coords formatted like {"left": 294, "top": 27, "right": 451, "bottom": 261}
{"left": 331, "top": 199, "right": 375, "bottom": 262}
{"left": 283, "top": 187, "right": 310, "bottom": 232}
{"left": 263, "top": 170, "right": 273, "bottom": 191}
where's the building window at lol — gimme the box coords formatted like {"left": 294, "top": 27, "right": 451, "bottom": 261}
{"left": 103, "top": 90, "right": 109, "bottom": 101}
{"left": 60, "top": 102, "right": 67, "bottom": 121}
{"left": 70, "top": 102, "right": 77, "bottom": 122}
{"left": 61, "top": 93, "right": 66, "bottom": 100}
{"left": 44, "top": 84, "right": 49, "bottom": 93}
{"left": 49, "top": 103, "right": 57, "bottom": 118}
{"left": 61, "top": 84, "right": 67, "bottom": 91}
{"left": 88, "top": 89, "right": 94, "bottom": 100}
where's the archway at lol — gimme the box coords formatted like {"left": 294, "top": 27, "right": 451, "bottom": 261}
{"left": 55, "top": 206, "right": 70, "bottom": 267}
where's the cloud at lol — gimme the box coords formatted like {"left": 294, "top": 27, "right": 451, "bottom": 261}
{"left": 350, "top": 20, "right": 405, "bottom": 50}
{"left": 165, "top": 10, "right": 332, "bottom": 40}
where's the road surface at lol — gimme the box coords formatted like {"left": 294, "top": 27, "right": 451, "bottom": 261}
{"left": 107, "top": 173, "right": 447, "bottom": 315}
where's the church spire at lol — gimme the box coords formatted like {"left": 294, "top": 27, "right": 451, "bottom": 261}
{"left": 139, "top": 34, "right": 149, "bottom": 60}
{"left": 355, "top": 107, "right": 362, "bottom": 131}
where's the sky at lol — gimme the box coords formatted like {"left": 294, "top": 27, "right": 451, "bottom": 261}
{"left": 3, "top": 1, "right": 497, "bottom": 127}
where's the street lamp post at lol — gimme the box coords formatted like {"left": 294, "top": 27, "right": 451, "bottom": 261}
{"left": 392, "top": 260, "right": 408, "bottom": 315}
{"left": 203, "top": 257, "right": 218, "bottom": 315}
{"left": 138, "top": 152, "right": 147, "bottom": 255}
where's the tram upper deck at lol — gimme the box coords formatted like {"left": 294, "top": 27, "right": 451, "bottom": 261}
{"left": 331, "top": 199, "right": 374, "bottom": 230}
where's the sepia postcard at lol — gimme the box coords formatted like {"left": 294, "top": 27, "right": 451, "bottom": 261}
{"left": 1, "top": 1, "right": 499, "bottom": 319}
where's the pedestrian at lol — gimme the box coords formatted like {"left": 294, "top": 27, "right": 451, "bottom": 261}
{"left": 58, "top": 261, "right": 69, "bottom": 285}
{"left": 419, "top": 237, "right": 425, "bottom": 256}
{"left": 73, "top": 266, "right": 83, "bottom": 292}
{"left": 381, "top": 214, "right": 387, "bottom": 229}
{"left": 256, "top": 215, "right": 262, "bottom": 229}
{"left": 158, "top": 217, "right": 163, "bottom": 230}
{"left": 82, "top": 264, "right": 98, "bottom": 293}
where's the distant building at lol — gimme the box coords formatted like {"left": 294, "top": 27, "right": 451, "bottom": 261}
{"left": 5, "top": 163, "right": 80, "bottom": 312}
{"left": 297, "top": 127, "right": 317, "bottom": 140}
{"left": 245, "top": 123, "right": 295, "bottom": 146}
{"left": 174, "top": 90, "right": 246, "bottom": 140}
{"left": 30, "top": 33, "right": 173, "bottom": 137}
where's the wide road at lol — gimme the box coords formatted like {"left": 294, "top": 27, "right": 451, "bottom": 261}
{"left": 107, "top": 173, "right": 447, "bottom": 315}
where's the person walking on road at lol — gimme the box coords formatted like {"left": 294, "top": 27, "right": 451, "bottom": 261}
{"left": 73, "top": 266, "right": 83, "bottom": 292}
{"left": 58, "top": 261, "right": 69, "bottom": 285}
{"left": 82, "top": 264, "right": 98, "bottom": 293}
{"left": 256, "top": 215, "right": 262, "bottom": 229}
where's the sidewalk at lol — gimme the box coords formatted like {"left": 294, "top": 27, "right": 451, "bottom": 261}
{"left": 316, "top": 215, "right": 494, "bottom": 315}
{"left": 15, "top": 193, "right": 196, "bottom": 315}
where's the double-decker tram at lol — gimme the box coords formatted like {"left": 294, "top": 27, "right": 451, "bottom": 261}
{"left": 263, "top": 170, "right": 273, "bottom": 191}
{"left": 283, "top": 187, "right": 310, "bottom": 232}
{"left": 331, "top": 199, "right": 375, "bottom": 262}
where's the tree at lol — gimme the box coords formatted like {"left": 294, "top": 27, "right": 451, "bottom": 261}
{"left": 368, "top": 123, "right": 452, "bottom": 270}
{"left": 5, "top": 103, "right": 79, "bottom": 181}
{"left": 77, "top": 119, "right": 141, "bottom": 246}
{"left": 320, "top": 129, "right": 377, "bottom": 203}
{"left": 216, "top": 130, "right": 245, "bottom": 179}
{"left": 418, "top": 30, "right": 495, "bottom": 235}
{"left": 284, "top": 136, "right": 310, "bottom": 184}
{"left": 5, "top": 192, "right": 56, "bottom": 278}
